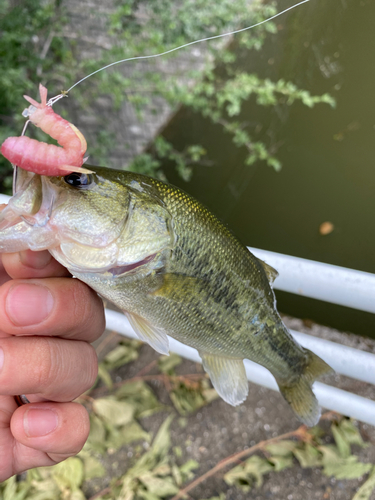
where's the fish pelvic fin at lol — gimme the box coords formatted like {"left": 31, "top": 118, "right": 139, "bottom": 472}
{"left": 125, "top": 311, "right": 169, "bottom": 355}
{"left": 200, "top": 352, "right": 248, "bottom": 406}
{"left": 277, "top": 349, "right": 333, "bottom": 427}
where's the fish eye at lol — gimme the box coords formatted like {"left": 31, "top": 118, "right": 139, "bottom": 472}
{"left": 64, "top": 172, "right": 93, "bottom": 188}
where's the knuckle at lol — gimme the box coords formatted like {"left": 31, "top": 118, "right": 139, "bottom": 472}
{"left": 28, "top": 338, "right": 97, "bottom": 399}
{"left": 70, "top": 281, "right": 91, "bottom": 326}
{"left": 79, "top": 343, "right": 98, "bottom": 393}
{"left": 70, "top": 281, "right": 104, "bottom": 333}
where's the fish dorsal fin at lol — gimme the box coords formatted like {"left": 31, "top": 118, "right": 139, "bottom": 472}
{"left": 199, "top": 352, "right": 248, "bottom": 406}
{"left": 125, "top": 311, "right": 169, "bottom": 355}
{"left": 257, "top": 258, "right": 279, "bottom": 284}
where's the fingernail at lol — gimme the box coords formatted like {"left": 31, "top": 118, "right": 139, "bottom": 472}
{"left": 19, "top": 250, "right": 52, "bottom": 269}
{"left": 6, "top": 284, "right": 54, "bottom": 326}
{"left": 24, "top": 408, "right": 59, "bottom": 437}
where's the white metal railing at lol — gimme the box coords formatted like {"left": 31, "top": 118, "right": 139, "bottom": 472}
{"left": 249, "top": 247, "right": 375, "bottom": 314}
{"left": 1, "top": 192, "right": 375, "bottom": 425}
{"left": 0, "top": 194, "right": 10, "bottom": 204}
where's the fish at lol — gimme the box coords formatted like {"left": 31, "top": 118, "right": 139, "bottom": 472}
{"left": 0, "top": 165, "right": 333, "bottom": 425}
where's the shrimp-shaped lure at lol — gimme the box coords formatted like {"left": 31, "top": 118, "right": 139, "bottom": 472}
{"left": 1, "top": 84, "right": 91, "bottom": 176}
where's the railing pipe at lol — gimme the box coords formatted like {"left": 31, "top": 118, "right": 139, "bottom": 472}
{"left": 250, "top": 247, "right": 375, "bottom": 314}
{"left": 291, "top": 330, "right": 375, "bottom": 385}
{"left": 0, "top": 194, "right": 10, "bottom": 204}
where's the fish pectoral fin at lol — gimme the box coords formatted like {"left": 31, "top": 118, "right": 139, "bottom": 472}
{"left": 277, "top": 349, "right": 333, "bottom": 427}
{"left": 257, "top": 258, "right": 279, "bottom": 284}
{"left": 125, "top": 311, "right": 169, "bottom": 355}
{"left": 199, "top": 352, "right": 248, "bottom": 406}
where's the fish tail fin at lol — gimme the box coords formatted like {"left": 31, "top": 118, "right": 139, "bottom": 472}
{"left": 277, "top": 349, "right": 333, "bottom": 427}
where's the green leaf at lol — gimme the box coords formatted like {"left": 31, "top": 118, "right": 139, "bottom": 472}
{"left": 97, "top": 363, "right": 113, "bottom": 389}
{"left": 158, "top": 354, "right": 182, "bottom": 373}
{"left": 81, "top": 455, "right": 106, "bottom": 480}
{"left": 137, "top": 491, "right": 162, "bottom": 500}
{"left": 171, "top": 464, "right": 183, "bottom": 487}
{"left": 265, "top": 440, "right": 297, "bottom": 457}
{"left": 352, "top": 467, "right": 375, "bottom": 500}
{"left": 23, "top": 478, "right": 60, "bottom": 500}
{"left": 170, "top": 378, "right": 217, "bottom": 415}
{"left": 118, "top": 421, "right": 150, "bottom": 446}
{"left": 268, "top": 454, "right": 294, "bottom": 472}
{"left": 151, "top": 414, "right": 174, "bottom": 457}
{"left": 337, "top": 420, "right": 367, "bottom": 448}
{"left": 115, "top": 381, "right": 164, "bottom": 418}
{"left": 320, "top": 447, "right": 373, "bottom": 480}
{"left": 139, "top": 473, "right": 179, "bottom": 497}
{"left": 319, "top": 444, "right": 341, "bottom": 463}
{"left": 332, "top": 424, "right": 351, "bottom": 458}
{"left": 293, "top": 444, "right": 323, "bottom": 468}
{"left": 50, "top": 457, "right": 84, "bottom": 490}
{"left": 173, "top": 446, "right": 182, "bottom": 458}
{"left": 102, "top": 341, "right": 140, "bottom": 369}
{"left": 323, "top": 458, "right": 372, "bottom": 480}
{"left": 69, "top": 489, "right": 87, "bottom": 500}
{"left": 1, "top": 476, "right": 30, "bottom": 500}
{"left": 87, "top": 414, "right": 107, "bottom": 453}
{"left": 93, "top": 397, "right": 135, "bottom": 426}
{"left": 179, "top": 459, "right": 199, "bottom": 482}
{"left": 224, "top": 455, "right": 274, "bottom": 491}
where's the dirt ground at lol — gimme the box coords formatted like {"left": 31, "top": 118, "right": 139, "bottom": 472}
{"left": 88, "top": 315, "right": 375, "bottom": 500}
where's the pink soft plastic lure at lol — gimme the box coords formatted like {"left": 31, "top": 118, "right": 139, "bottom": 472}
{"left": 1, "top": 84, "right": 91, "bottom": 176}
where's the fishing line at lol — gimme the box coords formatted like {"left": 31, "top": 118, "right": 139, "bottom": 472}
{"left": 66, "top": 0, "right": 310, "bottom": 93}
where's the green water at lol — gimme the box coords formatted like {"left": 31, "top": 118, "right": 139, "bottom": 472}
{"left": 162, "top": 0, "right": 375, "bottom": 337}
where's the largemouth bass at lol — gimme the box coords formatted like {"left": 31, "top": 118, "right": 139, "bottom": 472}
{"left": 0, "top": 166, "right": 332, "bottom": 425}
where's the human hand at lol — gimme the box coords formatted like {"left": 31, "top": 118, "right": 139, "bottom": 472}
{"left": 0, "top": 249, "right": 105, "bottom": 481}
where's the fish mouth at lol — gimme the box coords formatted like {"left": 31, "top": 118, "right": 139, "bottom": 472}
{"left": 10, "top": 169, "right": 56, "bottom": 228}
{"left": 13, "top": 165, "right": 33, "bottom": 195}
{"left": 107, "top": 253, "right": 158, "bottom": 277}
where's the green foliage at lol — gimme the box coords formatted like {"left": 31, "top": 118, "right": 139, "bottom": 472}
{"left": 352, "top": 467, "right": 375, "bottom": 500}
{"left": 224, "top": 455, "right": 274, "bottom": 491}
{"left": 0, "top": 0, "right": 335, "bottom": 194}
{"left": 158, "top": 353, "right": 219, "bottom": 415}
{"left": 161, "top": 72, "right": 334, "bottom": 170}
{"left": 128, "top": 137, "right": 207, "bottom": 181}
{"left": 224, "top": 418, "right": 375, "bottom": 497}
{"left": 97, "top": 339, "right": 140, "bottom": 389}
{"left": 0, "top": 0, "right": 74, "bottom": 192}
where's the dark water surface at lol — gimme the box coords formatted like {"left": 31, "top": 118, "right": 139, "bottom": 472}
{"left": 162, "top": 0, "right": 375, "bottom": 337}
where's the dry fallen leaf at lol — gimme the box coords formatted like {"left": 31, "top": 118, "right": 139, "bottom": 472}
{"left": 319, "top": 221, "right": 334, "bottom": 235}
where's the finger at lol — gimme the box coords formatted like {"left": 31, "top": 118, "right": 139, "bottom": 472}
{"left": 1, "top": 250, "right": 70, "bottom": 279}
{"left": 0, "top": 277, "right": 105, "bottom": 342}
{"left": 11, "top": 402, "right": 90, "bottom": 467}
{"left": 0, "top": 336, "right": 98, "bottom": 401}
